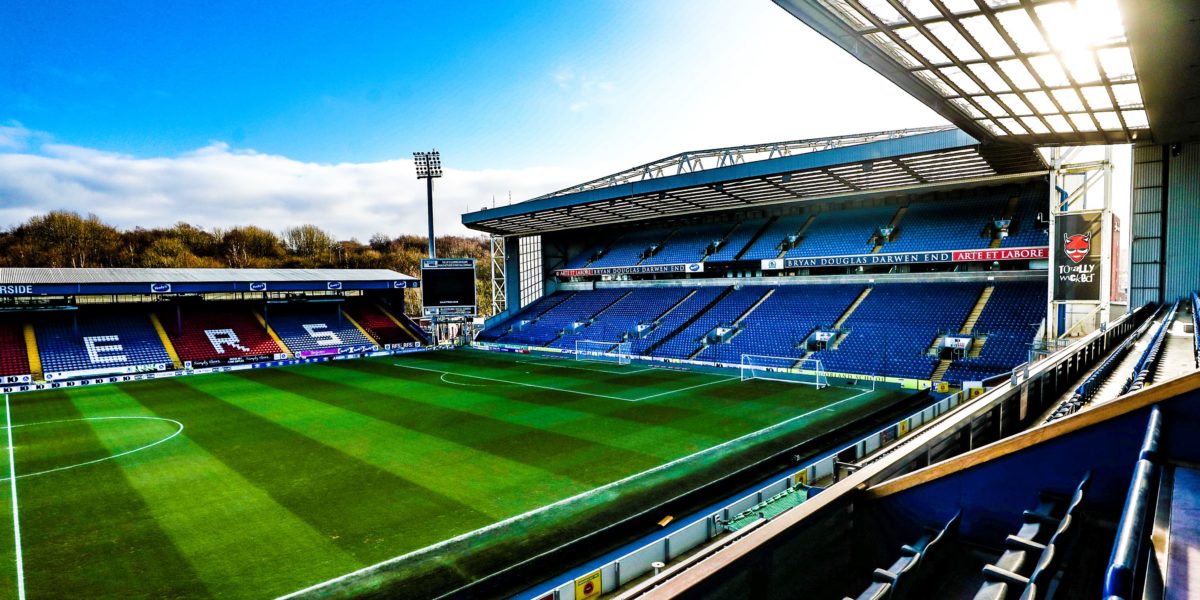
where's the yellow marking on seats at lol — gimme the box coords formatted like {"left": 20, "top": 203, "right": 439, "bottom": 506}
{"left": 254, "top": 311, "right": 293, "bottom": 357}
{"left": 22, "top": 324, "right": 41, "bottom": 381}
{"left": 148, "top": 313, "right": 184, "bottom": 369}
{"left": 377, "top": 304, "right": 421, "bottom": 343}
{"left": 341, "top": 311, "right": 381, "bottom": 347}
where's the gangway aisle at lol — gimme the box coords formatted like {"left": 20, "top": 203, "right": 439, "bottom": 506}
{"left": 1156, "top": 302, "right": 1196, "bottom": 383}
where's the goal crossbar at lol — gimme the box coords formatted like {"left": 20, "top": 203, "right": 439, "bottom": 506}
{"left": 576, "top": 340, "right": 632, "bottom": 365}
{"left": 740, "top": 354, "right": 828, "bottom": 388}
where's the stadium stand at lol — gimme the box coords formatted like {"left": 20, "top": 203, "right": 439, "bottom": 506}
{"left": 705, "top": 219, "right": 767, "bottom": 262}
{"left": 0, "top": 321, "right": 30, "bottom": 376}
{"left": 1000, "top": 187, "right": 1050, "bottom": 248}
{"left": 587, "top": 229, "right": 671, "bottom": 267}
{"left": 739, "top": 214, "right": 811, "bottom": 260}
{"left": 35, "top": 310, "right": 173, "bottom": 375}
{"left": 653, "top": 286, "right": 771, "bottom": 359}
{"left": 497, "top": 289, "right": 627, "bottom": 346}
{"left": 696, "top": 284, "right": 864, "bottom": 365}
{"left": 845, "top": 512, "right": 959, "bottom": 600}
{"left": 562, "top": 242, "right": 610, "bottom": 270}
{"left": 885, "top": 195, "right": 1004, "bottom": 253}
{"left": 630, "top": 286, "right": 726, "bottom": 355}
{"left": 943, "top": 281, "right": 1046, "bottom": 384}
{"left": 161, "top": 305, "right": 284, "bottom": 364}
{"left": 549, "top": 288, "right": 691, "bottom": 349}
{"left": 476, "top": 291, "right": 574, "bottom": 342}
{"left": 810, "top": 283, "right": 982, "bottom": 379}
{"left": 265, "top": 304, "right": 377, "bottom": 354}
{"left": 786, "top": 206, "right": 895, "bottom": 257}
{"left": 344, "top": 301, "right": 426, "bottom": 346}
{"left": 641, "top": 222, "right": 735, "bottom": 265}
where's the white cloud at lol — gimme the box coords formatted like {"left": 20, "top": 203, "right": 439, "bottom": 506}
{"left": 0, "top": 122, "right": 35, "bottom": 150}
{"left": 0, "top": 142, "right": 586, "bottom": 241}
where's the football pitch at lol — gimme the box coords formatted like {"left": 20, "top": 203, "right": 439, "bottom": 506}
{"left": 0, "top": 349, "right": 906, "bottom": 599}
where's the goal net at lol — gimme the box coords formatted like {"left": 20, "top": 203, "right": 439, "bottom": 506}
{"left": 576, "top": 340, "right": 633, "bottom": 365}
{"left": 740, "top": 354, "right": 829, "bottom": 388}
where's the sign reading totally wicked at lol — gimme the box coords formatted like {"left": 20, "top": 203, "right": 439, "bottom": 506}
{"left": 1053, "top": 212, "right": 1102, "bottom": 301}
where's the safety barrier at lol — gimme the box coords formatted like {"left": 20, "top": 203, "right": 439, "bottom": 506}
{"left": 1192, "top": 292, "right": 1199, "bottom": 368}
{"left": 1103, "top": 406, "right": 1163, "bottom": 599}
{"left": 1123, "top": 300, "right": 1179, "bottom": 394}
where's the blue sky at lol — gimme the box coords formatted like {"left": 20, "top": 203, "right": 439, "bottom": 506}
{"left": 0, "top": 0, "right": 948, "bottom": 237}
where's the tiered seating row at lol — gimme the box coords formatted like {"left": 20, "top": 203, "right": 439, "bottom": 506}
{"left": 549, "top": 288, "right": 691, "bottom": 350}
{"left": 943, "top": 281, "right": 1046, "bottom": 385}
{"left": 498, "top": 289, "right": 627, "bottom": 346}
{"left": 845, "top": 512, "right": 960, "bottom": 600}
{"left": 1193, "top": 292, "right": 1200, "bottom": 368}
{"left": 36, "top": 312, "right": 174, "bottom": 376}
{"left": 266, "top": 306, "right": 377, "bottom": 355}
{"left": 163, "top": 307, "right": 283, "bottom": 364}
{"left": 0, "top": 322, "right": 30, "bottom": 377}
{"left": 655, "top": 286, "right": 768, "bottom": 359}
{"left": 344, "top": 302, "right": 422, "bottom": 346}
{"left": 972, "top": 473, "right": 1091, "bottom": 600}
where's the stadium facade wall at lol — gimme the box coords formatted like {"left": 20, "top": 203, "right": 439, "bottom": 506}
{"left": 1131, "top": 141, "right": 1200, "bottom": 304}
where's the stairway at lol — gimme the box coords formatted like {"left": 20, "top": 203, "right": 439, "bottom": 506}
{"left": 733, "top": 289, "right": 775, "bottom": 325}
{"left": 735, "top": 217, "right": 777, "bottom": 260}
{"left": 775, "top": 215, "right": 816, "bottom": 259}
{"left": 960, "top": 285, "right": 994, "bottom": 334}
{"left": 990, "top": 196, "right": 1022, "bottom": 248}
{"left": 873, "top": 206, "right": 907, "bottom": 253}
{"left": 967, "top": 334, "right": 988, "bottom": 358}
{"left": 23, "top": 323, "right": 42, "bottom": 381}
{"left": 644, "top": 287, "right": 734, "bottom": 356}
{"left": 833, "top": 286, "right": 872, "bottom": 329}
{"left": 930, "top": 359, "right": 952, "bottom": 381}
{"left": 703, "top": 222, "right": 743, "bottom": 262}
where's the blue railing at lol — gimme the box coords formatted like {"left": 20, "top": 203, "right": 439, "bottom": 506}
{"left": 1048, "top": 304, "right": 1160, "bottom": 421}
{"left": 1123, "top": 300, "right": 1179, "bottom": 395}
{"left": 1104, "top": 406, "right": 1163, "bottom": 600}
{"left": 1192, "top": 292, "right": 1199, "bottom": 368}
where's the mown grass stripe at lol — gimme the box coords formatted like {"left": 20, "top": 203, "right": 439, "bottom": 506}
{"left": 119, "top": 378, "right": 496, "bottom": 563}
{"left": 66, "top": 385, "right": 362, "bottom": 599}
{"left": 337, "top": 358, "right": 766, "bottom": 441}
{"left": 234, "top": 367, "right": 666, "bottom": 486}
{"left": 182, "top": 373, "right": 594, "bottom": 519}
{"left": 4, "top": 395, "right": 22, "bottom": 600}
{"left": 9, "top": 391, "right": 204, "bottom": 599}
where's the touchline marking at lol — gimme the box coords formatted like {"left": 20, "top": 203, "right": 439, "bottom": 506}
{"left": 5, "top": 395, "right": 25, "bottom": 600}
{"left": 0, "top": 416, "right": 184, "bottom": 481}
{"left": 391, "top": 363, "right": 637, "bottom": 402}
{"left": 275, "top": 385, "right": 878, "bottom": 600}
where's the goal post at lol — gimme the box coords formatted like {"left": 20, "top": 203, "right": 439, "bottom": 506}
{"left": 576, "top": 340, "right": 632, "bottom": 365}
{"left": 740, "top": 354, "right": 829, "bottom": 389}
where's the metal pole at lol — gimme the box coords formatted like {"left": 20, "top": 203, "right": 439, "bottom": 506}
{"left": 426, "top": 177, "right": 435, "bottom": 258}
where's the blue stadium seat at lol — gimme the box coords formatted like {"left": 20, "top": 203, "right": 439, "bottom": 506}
{"left": 943, "top": 281, "right": 1046, "bottom": 385}
{"left": 36, "top": 311, "right": 173, "bottom": 375}
{"left": 786, "top": 206, "right": 896, "bottom": 258}
{"left": 739, "top": 214, "right": 811, "bottom": 260}
{"left": 886, "top": 195, "right": 1004, "bottom": 252}
{"left": 641, "top": 223, "right": 736, "bottom": 265}
{"left": 550, "top": 288, "right": 691, "bottom": 349}
{"left": 267, "top": 305, "right": 376, "bottom": 354}
{"left": 707, "top": 219, "right": 769, "bottom": 261}
{"left": 587, "top": 230, "right": 672, "bottom": 267}
{"left": 653, "top": 286, "right": 770, "bottom": 359}
{"left": 498, "top": 289, "right": 628, "bottom": 346}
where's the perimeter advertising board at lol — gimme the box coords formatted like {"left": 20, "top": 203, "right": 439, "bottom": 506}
{"left": 1053, "top": 211, "right": 1103, "bottom": 301}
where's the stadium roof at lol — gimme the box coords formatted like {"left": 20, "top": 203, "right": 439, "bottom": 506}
{"left": 462, "top": 127, "right": 1046, "bottom": 236}
{"left": 0, "top": 268, "right": 417, "bottom": 297}
{"left": 774, "top": 0, "right": 1200, "bottom": 145}
{"left": 0, "top": 268, "right": 415, "bottom": 285}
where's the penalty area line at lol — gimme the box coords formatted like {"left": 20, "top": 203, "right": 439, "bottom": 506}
{"left": 4, "top": 395, "right": 25, "bottom": 600}
{"left": 390, "top": 363, "right": 638, "bottom": 402}
{"left": 275, "top": 378, "right": 875, "bottom": 600}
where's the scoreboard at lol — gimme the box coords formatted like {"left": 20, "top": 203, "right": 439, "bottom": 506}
{"left": 421, "top": 258, "right": 477, "bottom": 317}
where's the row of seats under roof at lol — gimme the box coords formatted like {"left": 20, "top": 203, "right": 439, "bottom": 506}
{"left": 560, "top": 189, "right": 1047, "bottom": 269}
{"left": 480, "top": 282, "right": 1042, "bottom": 382}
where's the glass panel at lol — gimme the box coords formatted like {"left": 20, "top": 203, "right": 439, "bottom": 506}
{"left": 969, "top": 63, "right": 1010, "bottom": 93}
{"left": 996, "top": 8, "right": 1048, "bottom": 53}
{"left": 1051, "top": 88, "right": 1085, "bottom": 112}
{"left": 1021, "top": 116, "right": 1051, "bottom": 134}
{"left": 1062, "top": 50, "right": 1102, "bottom": 84}
{"left": 961, "top": 16, "right": 1014, "bottom": 57}
{"left": 1068, "top": 113, "right": 1098, "bottom": 131}
{"left": 1045, "top": 114, "right": 1073, "bottom": 133}
{"left": 1097, "top": 46, "right": 1136, "bottom": 80}
{"left": 941, "top": 66, "right": 983, "bottom": 94}
{"left": 973, "top": 95, "right": 1009, "bottom": 118}
{"left": 1121, "top": 109, "right": 1149, "bottom": 129}
{"left": 998, "top": 118, "right": 1027, "bottom": 135}
{"left": 914, "top": 69, "right": 956, "bottom": 95}
{"left": 1025, "top": 90, "right": 1057, "bottom": 113}
{"left": 1080, "top": 86, "right": 1113, "bottom": 110}
{"left": 950, "top": 97, "right": 986, "bottom": 118}
{"left": 1029, "top": 55, "right": 1070, "bottom": 86}
{"left": 998, "top": 59, "right": 1039, "bottom": 90}
{"left": 998, "top": 93, "right": 1032, "bottom": 116}
{"left": 1094, "top": 111, "right": 1122, "bottom": 129}
{"left": 928, "top": 21, "right": 981, "bottom": 62}
{"left": 1111, "top": 83, "right": 1143, "bottom": 108}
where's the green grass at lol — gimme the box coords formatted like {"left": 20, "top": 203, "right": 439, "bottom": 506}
{"left": 0, "top": 349, "right": 907, "bottom": 599}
